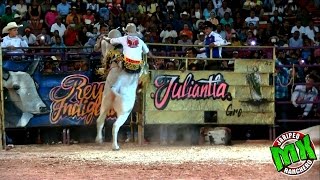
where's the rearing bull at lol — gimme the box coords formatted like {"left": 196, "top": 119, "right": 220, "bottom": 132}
{"left": 95, "top": 23, "right": 154, "bottom": 150}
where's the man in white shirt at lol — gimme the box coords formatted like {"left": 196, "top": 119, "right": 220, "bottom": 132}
{"left": 109, "top": 23, "right": 155, "bottom": 73}
{"left": 245, "top": 10, "right": 259, "bottom": 27}
{"left": 291, "top": 20, "right": 305, "bottom": 39}
{"left": 304, "top": 21, "right": 319, "bottom": 42}
{"left": 160, "top": 23, "right": 178, "bottom": 43}
{"left": 1, "top": 22, "right": 28, "bottom": 55}
{"left": 22, "top": 28, "right": 37, "bottom": 46}
{"left": 103, "top": 24, "right": 155, "bottom": 150}
{"left": 217, "top": 1, "right": 232, "bottom": 19}
{"left": 291, "top": 73, "right": 318, "bottom": 119}
{"left": 50, "top": 16, "right": 66, "bottom": 38}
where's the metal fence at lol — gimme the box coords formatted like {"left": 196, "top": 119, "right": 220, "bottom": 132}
{"left": 0, "top": 44, "right": 319, "bottom": 146}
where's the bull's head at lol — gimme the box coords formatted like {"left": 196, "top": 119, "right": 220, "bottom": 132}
{"left": 97, "top": 29, "right": 123, "bottom": 78}
{"left": 101, "top": 29, "right": 122, "bottom": 59}
{"left": 3, "top": 60, "right": 48, "bottom": 115}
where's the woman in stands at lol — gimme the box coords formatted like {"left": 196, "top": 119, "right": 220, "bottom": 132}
{"left": 28, "top": 0, "right": 41, "bottom": 30}
{"left": 203, "top": 1, "right": 215, "bottom": 20}
{"left": 15, "top": 0, "right": 28, "bottom": 19}
{"left": 41, "top": 0, "right": 51, "bottom": 18}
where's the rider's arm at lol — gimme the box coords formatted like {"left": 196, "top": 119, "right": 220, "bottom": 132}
{"left": 110, "top": 36, "right": 124, "bottom": 45}
{"left": 141, "top": 40, "right": 155, "bottom": 58}
{"left": 147, "top": 51, "right": 155, "bottom": 59}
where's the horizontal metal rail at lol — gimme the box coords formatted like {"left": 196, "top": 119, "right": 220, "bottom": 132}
{"left": 277, "top": 119, "right": 320, "bottom": 122}
{"left": 276, "top": 100, "right": 320, "bottom": 104}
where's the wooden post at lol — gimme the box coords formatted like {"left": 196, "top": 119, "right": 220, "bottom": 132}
{"left": 137, "top": 79, "right": 146, "bottom": 146}
{"left": 185, "top": 58, "right": 188, "bottom": 70}
{"left": 272, "top": 47, "right": 276, "bottom": 140}
{"left": 0, "top": 46, "right": 5, "bottom": 149}
{"left": 130, "top": 113, "right": 135, "bottom": 142}
{"left": 138, "top": 112, "right": 144, "bottom": 146}
{"left": 268, "top": 125, "right": 275, "bottom": 141}
{"left": 137, "top": 54, "right": 148, "bottom": 145}
{"left": 62, "top": 128, "right": 67, "bottom": 144}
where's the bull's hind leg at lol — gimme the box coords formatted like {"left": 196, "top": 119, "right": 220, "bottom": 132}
{"left": 110, "top": 72, "right": 139, "bottom": 150}
{"left": 112, "top": 111, "right": 131, "bottom": 150}
{"left": 95, "top": 111, "right": 107, "bottom": 143}
{"left": 95, "top": 89, "right": 115, "bottom": 144}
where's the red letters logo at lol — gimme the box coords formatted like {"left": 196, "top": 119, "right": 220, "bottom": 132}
{"left": 127, "top": 36, "right": 139, "bottom": 48}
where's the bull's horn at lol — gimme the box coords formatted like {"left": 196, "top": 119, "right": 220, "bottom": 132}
{"left": 2, "top": 69, "right": 10, "bottom": 81}
{"left": 26, "top": 59, "right": 40, "bottom": 75}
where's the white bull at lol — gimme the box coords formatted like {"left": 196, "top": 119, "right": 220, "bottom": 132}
{"left": 3, "top": 61, "right": 48, "bottom": 127}
{"left": 94, "top": 29, "right": 147, "bottom": 150}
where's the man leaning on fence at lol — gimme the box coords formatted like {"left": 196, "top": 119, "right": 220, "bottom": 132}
{"left": 202, "top": 21, "right": 230, "bottom": 69}
{"left": 291, "top": 73, "right": 319, "bottom": 120}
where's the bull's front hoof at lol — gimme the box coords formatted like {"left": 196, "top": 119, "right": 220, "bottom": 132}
{"left": 112, "top": 148, "right": 120, "bottom": 151}
{"left": 95, "top": 138, "right": 103, "bottom": 144}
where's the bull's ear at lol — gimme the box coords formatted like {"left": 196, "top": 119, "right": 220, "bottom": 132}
{"left": 26, "top": 59, "right": 40, "bottom": 75}
{"left": 3, "top": 69, "right": 10, "bottom": 81}
{"left": 35, "top": 82, "right": 39, "bottom": 89}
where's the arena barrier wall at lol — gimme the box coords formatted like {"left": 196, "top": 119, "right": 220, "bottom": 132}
{"left": 1, "top": 45, "right": 276, "bottom": 128}
{"left": 143, "top": 46, "right": 275, "bottom": 125}
{"left": 1, "top": 47, "right": 117, "bottom": 129}
{"left": 1, "top": 45, "right": 319, "bottom": 143}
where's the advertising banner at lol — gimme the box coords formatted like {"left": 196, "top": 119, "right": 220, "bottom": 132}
{"left": 144, "top": 60, "right": 275, "bottom": 124}
{"left": 3, "top": 60, "right": 116, "bottom": 128}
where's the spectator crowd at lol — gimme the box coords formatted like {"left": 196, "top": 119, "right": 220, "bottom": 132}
{"left": 0, "top": 0, "right": 320, "bottom": 121}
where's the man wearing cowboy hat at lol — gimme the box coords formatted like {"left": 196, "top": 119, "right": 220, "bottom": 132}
{"left": 105, "top": 23, "right": 155, "bottom": 81}
{"left": 107, "top": 23, "right": 155, "bottom": 67}
{"left": 195, "top": 19, "right": 205, "bottom": 32}
{"left": 14, "top": 13, "right": 29, "bottom": 36}
{"left": 164, "top": 1, "right": 178, "bottom": 20}
{"left": 180, "top": 11, "right": 189, "bottom": 19}
{"left": 194, "top": 32, "right": 207, "bottom": 62}
{"left": 122, "top": 22, "right": 143, "bottom": 39}
{"left": 178, "top": 11, "right": 192, "bottom": 32}
{"left": 1, "top": 22, "right": 28, "bottom": 54}
{"left": 102, "top": 24, "right": 156, "bottom": 150}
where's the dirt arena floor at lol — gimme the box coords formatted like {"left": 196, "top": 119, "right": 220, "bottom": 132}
{"left": 0, "top": 141, "right": 319, "bottom": 180}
